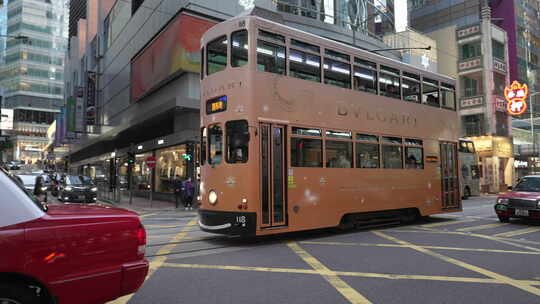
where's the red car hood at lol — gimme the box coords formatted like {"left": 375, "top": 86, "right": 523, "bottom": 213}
{"left": 499, "top": 191, "right": 540, "bottom": 200}
{"left": 44, "top": 203, "right": 138, "bottom": 218}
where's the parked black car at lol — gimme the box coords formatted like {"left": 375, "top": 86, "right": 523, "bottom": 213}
{"left": 58, "top": 175, "right": 98, "bottom": 203}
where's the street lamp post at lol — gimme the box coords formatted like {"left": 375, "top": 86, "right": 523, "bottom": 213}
{"left": 530, "top": 91, "right": 540, "bottom": 174}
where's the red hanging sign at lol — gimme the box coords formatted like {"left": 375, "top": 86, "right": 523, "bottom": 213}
{"left": 505, "top": 81, "right": 529, "bottom": 116}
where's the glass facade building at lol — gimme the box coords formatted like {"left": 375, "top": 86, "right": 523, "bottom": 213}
{"left": 0, "top": 0, "right": 68, "bottom": 163}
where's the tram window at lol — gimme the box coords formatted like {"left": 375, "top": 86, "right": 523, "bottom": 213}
{"left": 356, "top": 142, "right": 379, "bottom": 168}
{"left": 208, "top": 125, "right": 223, "bottom": 165}
{"left": 200, "top": 127, "right": 207, "bottom": 165}
{"left": 354, "top": 58, "right": 376, "bottom": 69}
{"left": 207, "top": 35, "right": 228, "bottom": 75}
{"left": 459, "top": 141, "right": 468, "bottom": 152}
{"left": 382, "top": 136, "right": 402, "bottom": 144}
{"left": 326, "top": 130, "right": 351, "bottom": 139}
{"left": 292, "top": 127, "right": 321, "bottom": 136}
{"left": 326, "top": 141, "right": 352, "bottom": 168}
{"left": 356, "top": 134, "right": 379, "bottom": 142}
{"left": 441, "top": 83, "right": 456, "bottom": 110}
{"left": 259, "top": 30, "right": 285, "bottom": 44}
{"left": 226, "top": 120, "right": 249, "bottom": 164}
{"left": 405, "top": 147, "right": 424, "bottom": 169}
{"left": 291, "top": 39, "right": 320, "bottom": 54}
{"left": 467, "top": 142, "right": 475, "bottom": 153}
{"left": 471, "top": 165, "right": 481, "bottom": 179}
{"left": 402, "top": 76, "right": 420, "bottom": 103}
{"left": 379, "top": 72, "right": 401, "bottom": 99}
{"left": 291, "top": 138, "right": 322, "bottom": 167}
{"left": 231, "top": 30, "right": 248, "bottom": 68}
{"left": 423, "top": 78, "right": 440, "bottom": 107}
{"left": 405, "top": 138, "right": 423, "bottom": 146}
{"left": 289, "top": 49, "right": 321, "bottom": 82}
{"left": 353, "top": 65, "right": 377, "bottom": 94}
{"left": 325, "top": 49, "right": 350, "bottom": 62}
{"left": 324, "top": 58, "right": 351, "bottom": 89}
{"left": 382, "top": 145, "right": 403, "bottom": 169}
{"left": 257, "top": 40, "right": 286, "bottom": 75}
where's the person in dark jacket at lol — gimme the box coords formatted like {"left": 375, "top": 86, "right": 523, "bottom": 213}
{"left": 183, "top": 178, "right": 195, "bottom": 210}
{"left": 173, "top": 176, "right": 184, "bottom": 208}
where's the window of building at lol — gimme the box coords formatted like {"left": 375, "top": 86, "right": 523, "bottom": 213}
{"left": 382, "top": 136, "right": 402, "bottom": 169}
{"left": 462, "top": 114, "right": 484, "bottom": 137}
{"left": 231, "top": 30, "right": 248, "bottom": 68}
{"left": 324, "top": 58, "right": 351, "bottom": 88}
{"left": 291, "top": 138, "right": 322, "bottom": 167}
{"left": 422, "top": 77, "right": 439, "bottom": 107}
{"left": 492, "top": 40, "right": 505, "bottom": 60}
{"left": 208, "top": 125, "right": 223, "bottom": 165}
{"left": 200, "top": 127, "right": 207, "bottom": 165}
{"left": 461, "top": 76, "right": 481, "bottom": 97}
{"left": 134, "top": 152, "right": 152, "bottom": 191}
{"left": 356, "top": 134, "right": 379, "bottom": 168}
{"left": 493, "top": 73, "right": 506, "bottom": 96}
{"left": 226, "top": 120, "right": 249, "bottom": 163}
{"left": 379, "top": 65, "right": 400, "bottom": 99}
{"left": 289, "top": 49, "right": 321, "bottom": 82}
{"left": 461, "top": 42, "right": 481, "bottom": 60}
{"left": 441, "top": 83, "right": 456, "bottom": 110}
{"left": 257, "top": 40, "right": 286, "bottom": 75}
{"left": 402, "top": 72, "right": 421, "bottom": 103}
{"left": 495, "top": 111, "right": 509, "bottom": 136}
{"left": 155, "top": 145, "right": 187, "bottom": 193}
{"left": 207, "top": 35, "right": 227, "bottom": 75}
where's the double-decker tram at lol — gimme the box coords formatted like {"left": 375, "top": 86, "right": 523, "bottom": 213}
{"left": 198, "top": 12, "right": 461, "bottom": 236}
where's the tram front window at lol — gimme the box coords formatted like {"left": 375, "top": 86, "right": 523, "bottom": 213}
{"left": 226, "top": 120, "right": 249, "bottom": 163}
{"left": 209, "top": 125, "right": 223, "bottom": 165}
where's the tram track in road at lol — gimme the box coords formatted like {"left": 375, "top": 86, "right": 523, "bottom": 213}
{"left": 147, "top": 235, "right": 225, "bottom": 247}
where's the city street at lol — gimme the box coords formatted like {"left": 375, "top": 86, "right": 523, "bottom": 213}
{"left": 104, "top": 196, "right": 540, "bottom": 304}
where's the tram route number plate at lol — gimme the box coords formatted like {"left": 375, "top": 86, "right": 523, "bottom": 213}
{"left": 236, "top": 216, "right": 246, "bottom": 227}
{"left": 515, "top": 209, "right": 529, "bottom": 216}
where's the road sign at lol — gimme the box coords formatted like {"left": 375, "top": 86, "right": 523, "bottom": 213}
{"left": 146, "top": 156, "right": 156, "bottom": 168}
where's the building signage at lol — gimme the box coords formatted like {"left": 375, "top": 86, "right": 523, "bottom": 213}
{"left": 458, "top": 58, "right": 481, "bottom": 71}
{"left": 460, "top": 96, "right": 483, "bottom": 108}
{"left": 86, "top": 71, "right": 96, "bottom": 126}
{"left": 514, "top": 160, "right": 528, "bottom": 168}
{"left": 495, "top": 96, "right": 506, "bottom": 112}
{"left": 493, "top": 59, "right": 507, "bottom": 74}
{"left": 505, "top": 81, "right": 528, "bottom": 116}
{"left": 457, "top": 25, "right": 480, "bottom": 39}
{"left": 0, "top": 108, "right": 13, "bottom": 130}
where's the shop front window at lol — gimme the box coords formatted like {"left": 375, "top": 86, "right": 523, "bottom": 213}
{"left": 155, "top": 145, "right": 188, "bottom": 193}
{"left": 134, "top": 152, "right": 152, "bottom": 191}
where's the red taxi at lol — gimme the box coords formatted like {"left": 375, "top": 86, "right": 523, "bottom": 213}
{"left": 494, "top": 175, "right": 540, "bottom": 222}
{"left": 0, "top": 168, "right": 148, "bottom": 304}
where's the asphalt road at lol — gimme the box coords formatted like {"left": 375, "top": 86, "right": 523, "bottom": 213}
{"left": 94, "top": 195, "right": 540, "bottom": 304}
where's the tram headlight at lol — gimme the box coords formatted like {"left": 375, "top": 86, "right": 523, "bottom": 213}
{"left": 208, "top": 190, "right": 218, "bottom": 205}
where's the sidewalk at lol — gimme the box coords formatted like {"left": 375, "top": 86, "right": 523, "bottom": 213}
{"left": 99, "top": 194, "right": 198, "bottom": 214}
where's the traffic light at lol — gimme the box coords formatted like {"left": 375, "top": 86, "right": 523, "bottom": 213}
{"left": 183, "top": 144, "right": 193, "bottom": 161}
{"left": 127, "top": 152, "right": 135, "bottom": 165}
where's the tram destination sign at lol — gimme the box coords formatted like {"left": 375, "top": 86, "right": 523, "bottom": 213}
{"left": 206, "top": 95, "right": 227, "bottom": 114}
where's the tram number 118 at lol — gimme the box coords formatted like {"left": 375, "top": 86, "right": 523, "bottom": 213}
{"left": 236, "top": 216, "right": 246, "bottom": 227}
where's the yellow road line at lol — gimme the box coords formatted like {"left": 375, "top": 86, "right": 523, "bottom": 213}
{"left": 145, "top": 225, "right": 179, "bottom": 229}
{"left": 139, "top": 213, "right": 156, "bottom": 218}
{"left": 109, "top": 216, "right": 198, "bottom": 304}
{"left": 494, "top": 227, "right": 540, "bottom": 238}
{"left": 300, "top": 241, "right": 540, "bottom": 255}
{"left": 373, "top": 231, "right": 540, "bottom": 297}
{"left": 420, "top": 219, "right": 476, "bottom": 228}
{"left": 456, "top": 223, "right": 510, "bottom": 232}
{"left": 288, "top": 242, "right": 372, "bottom": 304}
{"left": 161, "top": 262, "right": 540, "bottom": 286}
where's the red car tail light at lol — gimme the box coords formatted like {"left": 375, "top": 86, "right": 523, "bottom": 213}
{"left": 137, "top": 225, "right": 146, "bottom": 256}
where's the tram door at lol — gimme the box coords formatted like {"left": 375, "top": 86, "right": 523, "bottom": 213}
{"left": 440, "top": 142, "right": 461, "bottom": 209}
{"left": 260, "top": 123, "right": 287, "bottom": 228}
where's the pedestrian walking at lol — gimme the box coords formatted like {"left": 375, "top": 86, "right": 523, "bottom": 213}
{"left": 173, "top": 176, "right": 184, "bottom": 208}
{"left": 183, "top": 178, "right": 195, "bottom": 210}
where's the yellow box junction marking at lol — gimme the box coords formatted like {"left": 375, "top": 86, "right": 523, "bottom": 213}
{"left": 287, "top": 242, "right": 372, "bottom": 304}
{"left": 300, "top": 241, "right": 540, "bottom": 255}
{"left": 456, "top": 223, "right": 510, "bottom": 232}
{"left": 373, "top": 231, "right": 540, "bottom": 297}
{"left": 109, "top": 216, "right": 198, "bottom": 304}
{"left": 139, "top": 213, "right": 156, "bottom": 218}
{"left": 160, "top": 262, "right": 540, "bottom": 285}
{"left": 420, "top": 218, "right": 476, "bottom": 228}
{"left": 494, "top": 227, "right": 540, "bottom": 238}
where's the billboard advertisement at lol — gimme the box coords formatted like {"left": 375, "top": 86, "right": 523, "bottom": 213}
{"left": 0, "top": 108, "right": 13, "bottom": 130}
{"left": 131, "top": 13, "right": 216, "bottom": 102}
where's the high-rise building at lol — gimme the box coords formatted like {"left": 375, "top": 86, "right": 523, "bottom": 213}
{"left": 0, "top": 0, "right": 68, "bottom": 164}
{"left": 409, "top": 1, "right": 514, "bottom": 192}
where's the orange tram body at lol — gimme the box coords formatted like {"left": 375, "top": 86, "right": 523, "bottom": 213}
{"left": 198, "top": 12, "right": 461, "bottom": 237}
